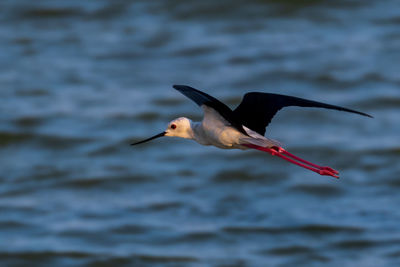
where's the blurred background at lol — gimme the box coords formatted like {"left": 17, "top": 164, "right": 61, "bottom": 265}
{"left": 0, "top": 0, "right": 399, "bottom": 266}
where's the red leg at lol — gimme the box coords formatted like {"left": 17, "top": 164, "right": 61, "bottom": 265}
{"left": 277, "top": 147, "right": 339, "bottom": 175}
{"left": 243, "top": 144, "right": 339, "bottom": 179}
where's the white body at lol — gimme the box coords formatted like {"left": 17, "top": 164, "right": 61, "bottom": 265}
{"left": 165, "top": 106, "right": 280, "bottom": 149}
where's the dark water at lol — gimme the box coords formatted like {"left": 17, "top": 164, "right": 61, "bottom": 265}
{"left": 1, "top": 0, "right": 399, "bottom": 266}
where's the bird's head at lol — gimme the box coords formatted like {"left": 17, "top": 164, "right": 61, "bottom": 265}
{"left": 164, "top": 117, "right": 192, "bottom": 138}
{"left": 131, "top": 117, "right": 193, "bottom": 146}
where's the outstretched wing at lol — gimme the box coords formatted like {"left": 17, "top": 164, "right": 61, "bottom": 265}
{"left": 233, "top": 92, "right": 372, "bottom": 136}
{"left": 173, "top": 85, "right": 248, "bottom": 135}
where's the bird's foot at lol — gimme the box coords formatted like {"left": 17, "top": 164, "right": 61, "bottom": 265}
{"left": 320, "top": 166, "right": 339, "bottom": 175}
{"left": 317, "top": 168, "right": 339, "bottom": 178}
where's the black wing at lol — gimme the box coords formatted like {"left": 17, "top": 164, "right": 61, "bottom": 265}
{"left": 173, "top": 85, "right": 248, "bottom": 135}
{"left": 233, "top": 92, "right": 372, "bottom": 136}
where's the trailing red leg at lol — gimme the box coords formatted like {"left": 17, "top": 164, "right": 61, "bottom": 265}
{"left": 243, "top": 144, "right": 339, "bottom": 179}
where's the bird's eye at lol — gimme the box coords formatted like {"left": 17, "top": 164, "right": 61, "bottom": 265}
{"left": 171, "top": 124, "right": 177, "bottom": 129}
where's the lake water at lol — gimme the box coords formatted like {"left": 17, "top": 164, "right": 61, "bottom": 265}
{"left": 0, "top": 0, "right": 399, "bottom": 266}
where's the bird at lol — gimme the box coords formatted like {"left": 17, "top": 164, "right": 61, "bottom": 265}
{"left": 131, "top": 85, "right": 372, "bottom": 178}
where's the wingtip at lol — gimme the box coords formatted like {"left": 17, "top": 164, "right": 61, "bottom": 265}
{"left": 359, "top": 112, "right": 373, "bottom": 118}
{"left": 344, "top": 108, "right": 373, "bottom": 118}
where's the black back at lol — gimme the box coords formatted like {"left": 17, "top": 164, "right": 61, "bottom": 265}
{"left": 233, "top": 92, "right": 372, "bottom": 135}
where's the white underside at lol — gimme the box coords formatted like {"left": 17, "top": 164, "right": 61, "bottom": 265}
{"left": 191, "top": 106, "right": 281, "bottom": 149}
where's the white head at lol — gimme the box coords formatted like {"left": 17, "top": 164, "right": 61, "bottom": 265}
{"left": 165, "top": 117, "right": 193, "bottom": 138}
{"left": 131, "top": 117, "right": 193, "bottom": 146}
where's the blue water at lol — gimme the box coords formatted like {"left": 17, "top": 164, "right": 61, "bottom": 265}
{"left": 1, "top": 0, "right": 400, "bottom": 266}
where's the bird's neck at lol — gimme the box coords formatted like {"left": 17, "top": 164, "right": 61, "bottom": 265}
{"left": 190, "top": 121, "right": 210, "bottom": 145}
{"left": 184, "top": 120, "right": 198, "bottom": 140}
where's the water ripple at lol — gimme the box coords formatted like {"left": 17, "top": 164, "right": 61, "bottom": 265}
{"left": 222, "top": 224, "right": 364, "bottom": 235}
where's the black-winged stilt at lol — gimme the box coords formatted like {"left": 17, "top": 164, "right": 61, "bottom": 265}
{"left": 132, "top": 85, "right": 372, "bottom": 178}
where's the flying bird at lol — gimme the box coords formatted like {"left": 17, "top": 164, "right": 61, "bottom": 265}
{"left": 132, "top": 85, "right": 372, "bottom": 178}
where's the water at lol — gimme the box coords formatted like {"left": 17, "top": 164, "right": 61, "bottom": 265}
{"left": 1, "top": 0, "right": 399, "bottom": 266}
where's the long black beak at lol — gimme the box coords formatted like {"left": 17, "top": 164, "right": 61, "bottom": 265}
{"left": 130, "top": 132, "right": 166, "bottom": 146}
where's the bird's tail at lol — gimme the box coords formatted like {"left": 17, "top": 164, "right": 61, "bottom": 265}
{"left": 240, "top": 136, "right": 281, "bottom": 148}
{"left": 240, "top": 126, "right": 282, "bottom": 148}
